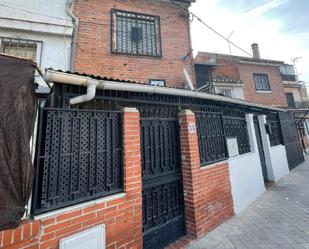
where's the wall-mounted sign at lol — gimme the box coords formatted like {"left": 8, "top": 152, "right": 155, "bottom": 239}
{"left": 188, "top": 123, "right": 197, "bottom": 134}
{"left": 149, "top": 79, "right": 165, "bottom": 87}
{"left": 226, "top": 137, "right": 239, "bottom": 158}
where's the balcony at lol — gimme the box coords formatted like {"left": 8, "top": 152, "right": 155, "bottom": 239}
{"left": 287, "top": 101, "right": 309, "bottom": 109}
{"left": 281, "top": 74, "right": 297, "bottom": 82}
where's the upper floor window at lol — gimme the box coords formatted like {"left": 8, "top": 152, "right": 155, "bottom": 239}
{"left": 280, "top": 64, "right": 296, "bottom": 81}
{"left": 0, "top": 36, "right": 42, "bottom": 65}
{"left": 253, "top": 73, "right": 271, "bottom": 91}
{"left": 111, "top": 9, "right": 162, "bottom": 57}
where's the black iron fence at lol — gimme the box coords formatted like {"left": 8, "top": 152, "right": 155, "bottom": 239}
{"left": 196, "top": 111, "right": 228, "bottom": 165}
{"left": 196, "top": 105, "right": 251, "bottom": 166}
{"left": 266, "top": 114, "right": 284, "bottom": 147}
{"left": 32, "top": 108, "right": 123, "bottom": 215}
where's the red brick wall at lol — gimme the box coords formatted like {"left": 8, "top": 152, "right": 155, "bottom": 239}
{"left": 178, "top": 110, "right": 234, "bottom": 239}
{"left": 239, "top": 63, "right": 287, "bottom": 106}
{"left": 0, "top": 108, "right": 143, "bottom": 249}
{"left": 73, "top": 0, "right": 195, "bottom": 88}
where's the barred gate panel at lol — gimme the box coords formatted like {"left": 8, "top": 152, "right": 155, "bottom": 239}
{"left": 141, "top": 116, "right": 185, "bottom": 249}
{"left": 196, "top": 111, "right": 228, "bottom": 165}
{"left": 266, "top": 114, "right": 284, "bottom": 147}
{"left": 32, "top": 108, "right": 123, "bottom": 215}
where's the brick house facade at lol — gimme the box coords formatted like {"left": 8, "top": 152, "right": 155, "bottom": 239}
{"left": 73, "top": 0, "right": 195, "bottom": 88}
{"left": 195, "top": 51, "right": 288, "bottom": 107}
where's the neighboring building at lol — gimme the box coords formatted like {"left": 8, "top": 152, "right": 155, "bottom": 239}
{"left": 0, "top": 0, "right": 74, "bottom": 71}
{"left": 280, "top": 63, "right": 309, "bottom": 108}
{"left": 195, "top": 44, "right": 288, "bottom": 107}
{"left": 280, "top": 63, "right": 309, "bottom": 150}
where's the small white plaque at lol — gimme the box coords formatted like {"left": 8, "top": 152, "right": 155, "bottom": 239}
{"left": 227, "top": 137, "right": 239, "bottom": 158}
{"left": 188, "top": 123, "right": 196, "bottom": 134}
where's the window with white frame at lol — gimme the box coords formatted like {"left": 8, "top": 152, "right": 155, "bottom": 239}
{"left": 253, "top": 73, "right": 271, "bottom": 91}
{"left": 111, "top": 9, "right": 162, "bottom": 57}
{"left": 0, "top": 37, "right": 43, "bottom": 65}
{"left": 217, "top": 88, "right": 233, "bottom": 98}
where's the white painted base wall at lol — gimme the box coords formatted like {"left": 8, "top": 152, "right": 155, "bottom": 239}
{"left": 269, "top": 145, "right": 290, "bottom": 181}
{"left": 228, "top": 114, "right": 266, "bottom": 214}
{"left": 228, "top": 152, "right": 266, "bottom": 214}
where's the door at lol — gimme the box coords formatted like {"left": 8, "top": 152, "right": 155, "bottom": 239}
{"left": 254, "top": 117, "right": 268, "bottom": 182}
{"left": 286, "top": 93, "right": 295, "bottom": 108}
{"left": 141, "top": 117, "right": 185, "bottom": 249}
{"left": 279, "top": 112, "right": 304, "bottom": 170}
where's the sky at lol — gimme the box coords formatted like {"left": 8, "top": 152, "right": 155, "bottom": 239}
{"left": 190, "top": 0, "right": 309, "bottom": 82}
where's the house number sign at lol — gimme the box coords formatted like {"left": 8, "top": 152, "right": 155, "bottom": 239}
{"left": 188, "top": 123, "right": 197, "bottom": 134}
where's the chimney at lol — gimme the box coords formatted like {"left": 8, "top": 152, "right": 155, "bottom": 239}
{"left": 251, "top": 43, "right": 260, "bottom": 59}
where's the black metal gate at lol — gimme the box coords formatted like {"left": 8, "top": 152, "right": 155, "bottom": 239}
{"left": 279, "top": 112, "right": 304, "bottom": 170}
{"left": 254, "top": 117, "right": 268, "bottom": 182}
{"left": 140, "top": 107, "right": 185, "bottom": 249}
{"left": 32, "top": 108, "right": 123, "bottom": 214}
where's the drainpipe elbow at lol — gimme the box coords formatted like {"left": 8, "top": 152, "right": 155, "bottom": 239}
{"left": 69, "top": 79, "right": 98, "bottom": 105}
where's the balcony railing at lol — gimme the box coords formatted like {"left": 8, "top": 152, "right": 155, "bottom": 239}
{"left": 288, "top": 101, "right": 309, "bottom": 109}
{"left": 281, "top": 74, "right": 297, "bottom": 81}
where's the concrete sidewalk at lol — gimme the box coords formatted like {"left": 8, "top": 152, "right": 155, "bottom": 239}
{"left": 189, "top": 157, "right": 309, "bottom": 249}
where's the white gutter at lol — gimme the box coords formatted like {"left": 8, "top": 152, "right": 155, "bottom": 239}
{"left": 44, "top": 70, "right": 284, "bottom": 112}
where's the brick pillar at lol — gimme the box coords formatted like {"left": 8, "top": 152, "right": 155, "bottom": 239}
{"left": 178, "top": 110, "right": 200, "bottom": 239}
{"left": 123, "top": 107, "right": 143, "bottom": 249}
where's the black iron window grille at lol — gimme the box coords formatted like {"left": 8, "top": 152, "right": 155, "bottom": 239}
{"left": 253, "top": 73, "right": 271, "bottom": 91}
{"left": 32, "top": 108, "right": 123, "bottom": 215}
{"left": 266, "top": 113, "right": 284, "bottom": 147}
{"left": 111, "top": 9, "right": 162, "bottom": 57}
{"left": 196, "top": 111, "right": 228, "bottom": 165}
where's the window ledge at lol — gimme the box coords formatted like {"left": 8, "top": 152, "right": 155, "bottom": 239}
{"left": 32, "top": 193, "right": 126, "bottom": 220}
{"left": 256, "top": 90, "right": 272, "bottom": 94}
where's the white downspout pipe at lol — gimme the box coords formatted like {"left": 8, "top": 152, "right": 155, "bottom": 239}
{"left": 70, "top": 81, "right": 98, "bottom": 105}
{"left": 44, "top": 70, "right": 98, "bottom": 105}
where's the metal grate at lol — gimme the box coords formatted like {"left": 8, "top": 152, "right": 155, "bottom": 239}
{"left": 196, "top": 104, "right": 251, "bottom": 166}
{"left": 223, "top": 106, "right": 250, "bottom": 155}
{"left": 32, "top": 108, "right": 123, "bottom": 215}
{"left": 196, "top": 111, "right": 228, "bottom": 165}
{"left": 142, "top": 180, "right": 184, "bottom": 232}
{"left": 141, "top": 119, "right": 180, "bottom": 179}
{"left": 111, "top": 9, "right": 161, "bottom": 57}
{"left": 267, "top": 113, "right": 284, "bottom": 147}
{"left": 0, "top": 36, "right": 43, "bottom": 64}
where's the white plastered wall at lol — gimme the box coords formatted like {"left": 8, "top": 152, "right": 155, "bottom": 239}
{"left": 228, "top": 114, "right": 266, "bottom": 214}
{"left": 258, "top": 115, "right": 290, "bottom": 181}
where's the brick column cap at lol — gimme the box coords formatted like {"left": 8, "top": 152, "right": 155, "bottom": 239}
{"left": 178, "top": 109, "right": 194, "bottom": 116}
{"left": 122, "top": 107, "right": 139, "bottom": 113}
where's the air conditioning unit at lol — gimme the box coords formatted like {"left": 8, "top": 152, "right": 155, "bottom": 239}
{"left": 59, "top": 225, "right": 105, "bottom": 249}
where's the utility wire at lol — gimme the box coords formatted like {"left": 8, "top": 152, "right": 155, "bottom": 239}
{"left": 240, "top": 0, "right": 276, "bottom": 15}
{"left": 0, "top": 0, "right": 252, "bottom": 56}
{"left": 169, "top": 0, "right": 252, "bottom": 57}
{"left": 0, "top": 2, "right": 72, "bottom": 22}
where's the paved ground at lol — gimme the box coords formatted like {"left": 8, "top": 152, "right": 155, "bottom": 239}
{"left": 189, "top": 157, "right": 309, "bottom": 249}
